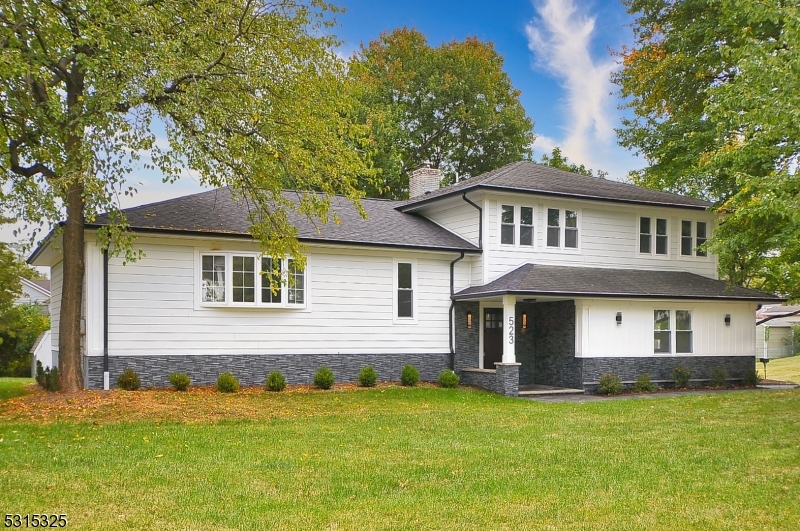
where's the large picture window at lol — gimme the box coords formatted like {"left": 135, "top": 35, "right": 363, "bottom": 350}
{"left": 199, "top": 253, "right": 305, "bottom": 308}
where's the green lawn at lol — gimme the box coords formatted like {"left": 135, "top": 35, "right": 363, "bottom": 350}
{"left": 1, "top": 385, "right": 798, "bottom": 530}
{"left": 0, "top": 378, "right": 34, "bottom": 401}
{"left": 758, "top": 354, "right": 800, "bottom": 383}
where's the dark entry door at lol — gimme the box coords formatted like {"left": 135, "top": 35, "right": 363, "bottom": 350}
{"left": 484, "top": 308, "right": 503, "bottom": 369}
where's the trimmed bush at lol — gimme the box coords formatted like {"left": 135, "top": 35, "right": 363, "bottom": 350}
{"left": 35, "top": 360, "right": 46, "bottom": 388}
{"left": 314, "top": 366, "right": 335, "bottom": 390}
{"left": 672, "top": 365, "right": 692, "bottom": 389}
{"left": 743, "top": 367, "right": 760, "bottom": 387}
{"left": 710, "top": 367, "right": 728, "bottom": 388}
{"left": 438, "top": 370, "right": 460, "bottom": 388}
{"left": 216, "top": 372, "right": 240, "bottom": 393}
{"left": 265, "top": 371, "right": 287, "bottom": 392}
{"left": 400, "top": 364, "right": 420, "bottom": 387}
{"left": 358, "top": 366, "right": 378, "bottom": 388}
{"left": 598, "top": 373, "right": 622, "bottom": 395}
{"left": 169, "top": 372, "right": 191, "bottom": 391}
{"left": 633, "top": 373, "right": 656, "bottom": 393}
{"left": 117, "top": 368, "right": 141, "bottom": 391}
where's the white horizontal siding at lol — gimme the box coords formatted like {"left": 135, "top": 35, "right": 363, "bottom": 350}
{"left": 49, "top": 261, "right": 62, "bottom": 358}
{"left": 417, "top": 196, "right": 481, "bottom": 246}
{"left": 578, "top": 299, "right": 757, "bottom": 358}
{"left": 102, "top": 239, "right": 457, "bottom": 356}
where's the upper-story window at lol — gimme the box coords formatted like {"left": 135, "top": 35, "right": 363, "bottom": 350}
{"left": 199, "top": 253, "right": 305, "bottom": 308}
{"left": 501, "top": 205, "right": 515, "bottom": 245}
{"left": 547, "top": 208, "right": 579, "bottom": 249}
{"left": 520, "top": 206, "right": 534, "bottom": 246}
{"left": 681, "top": 220, "right": 708, "bottom": 257}
{"left": 640, "top": 217, "right": 668, "bottom": 255}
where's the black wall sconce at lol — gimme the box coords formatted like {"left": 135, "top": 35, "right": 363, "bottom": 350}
{"left": 616, "top": 312, "right": 622, "bottom": 325}
{"left": 724, "top": 314, "right": 731, "bottom": 326}
{"left": 522, "top": 312, "right": 528, "bottom": 329}
{"left": 466, "top": 311, "right": 473, "bottom": 329}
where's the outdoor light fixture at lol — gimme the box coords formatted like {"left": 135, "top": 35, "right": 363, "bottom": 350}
{"left": 724, "top": 314, "right": 731, "bottom": 326}
{"left": 616, "top": 312, "right": 623, "bottom": 325}
{"left": 522, "top": 312, "right": 528, "bottom": 329}
{"left": 466, "top": 311, "right": 473, "bottom": 329}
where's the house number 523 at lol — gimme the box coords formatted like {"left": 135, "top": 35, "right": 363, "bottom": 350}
{"left": 508, "top": 316, "right": 515, "bottom": 344}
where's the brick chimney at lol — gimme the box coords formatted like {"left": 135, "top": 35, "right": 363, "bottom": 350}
{"left": 408, "top": 163, "right": 442, "bottom": 198}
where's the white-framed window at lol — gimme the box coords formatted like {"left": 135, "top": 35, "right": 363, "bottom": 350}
{"left": 393, "top": 258, "right": 417, "bottom": 322}
{"left": 654, "top": 309, "right": 693, "bottom": 354}
{"left": 499, "top": 204, "right": 535, "bottom": 247}
{"left": 696, "top": 222, "right": 707, "bottom": 257}
{"left": 520, "top": 206, "right": 534, "bottom": 246}
{"left": 639, "top": 217, "right": 668, "bottom": 255}
{"left": 500, "top": 204, "right": 515, "bottom": 245}
{"left": 547, "top": 208, "right": 579, "bottom": 250}
{"left": 681, "top": 220, "right": 709, "bottom": 257}
{"left": 676, "top": 310, "right": 693, "bottom": 353}
{"left": 197, "top": 252, "right": 306, "bottom": 308}
{"left": 654, "top": 309, "right": 671, "bottom": 353}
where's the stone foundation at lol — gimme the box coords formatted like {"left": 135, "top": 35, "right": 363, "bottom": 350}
{"left": 460, "top": 363, "right": 520, "bottom": 397}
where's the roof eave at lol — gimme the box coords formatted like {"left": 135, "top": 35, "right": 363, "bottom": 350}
{"left": 452, "top": 289, "right": 783, "bottom": 302}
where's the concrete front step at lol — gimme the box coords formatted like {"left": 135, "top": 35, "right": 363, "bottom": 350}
{"left": 518, "top": 385, "right": 585, "bottom": 396}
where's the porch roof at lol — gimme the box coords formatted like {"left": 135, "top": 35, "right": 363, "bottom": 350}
{"left": 453, "top": 264, "right": 784, "bottom": 302}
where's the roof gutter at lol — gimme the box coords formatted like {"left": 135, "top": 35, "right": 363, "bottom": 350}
{"left": 452, "top": 289, "right": 785, "bottom": 303}
{"left": 449, "top": 252, "right": 465, "bottom": 370}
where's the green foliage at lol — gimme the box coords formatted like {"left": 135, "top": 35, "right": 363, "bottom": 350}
{"left": 539, "top": 147, "right": 608, "bottom": 179}
{"left": 400, "top": 364, "right": 420, "bottom": 387}
{"left": 43, "top": 367, "right": 59, "bottom": 392}
{"left": 793, "top": 325, "right": 800, "bottom": 355}
{"left": 633, "top": 373, "right": 657, "bottom": 393}
{"left": 35, "top": 361, "right": 45, "bottom": 388}
{"left": 118, "top": 368, "right": 141, "bottom": 391}
{"left": 743, "top": 367, "right": 760, "bottom": 387}
{"left": 265, "top": 371, "right": 287, "bottom": 392}
{"left": 313, "top": 366, "right": 335, "bottom": 390}
{"left": 0, "top": 303, "right": 50, "bottom": 377}
{"left": 0, "top": 241, "right": 26, "bottom": 316}
{"left": 358, "top": 366, "right": 378, "bottom": 388}
{"left": 216, "top": 372, "right": 240, "bottom": 393}
{"left": 672, "top": 365, "right": 692, "bottom": 389}
{"left": 614, "top": 0, "right": 800, "bottom": 299}
{"left": 598, "top": 374, "right": 623, "bottom": 395}
{"left": 168, "top": 373, "right": 191, "bottom": 392}
{"left": 710, "top": 367, "right": 728, "bottom": 388}
{"left": 348, "top": 27, "right": 535, "bottom": 198}
{"left": 437, "top": 370, "right": 460, "bottom": 389}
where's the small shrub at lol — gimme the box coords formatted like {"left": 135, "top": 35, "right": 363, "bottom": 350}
{"left": 38, "top": 366, "right": 60, "bottom": 392}
{"left": 438, "top": 370, "right": 460, "bottom": 388}
{"left": 314, "top": 366, "right": 335, "bottom": 390}
{"left": 400, "top": 365, "right": 420, "bottom": 387}
{"left": 743, "top": 367, "right": 760, "bottom": 387}
{"left": 672, "top": 365, "right": 692, "bottom": 389}
{"left": 358, "top": 366, "right": 378, "bottom": 388}
{"left": 710, "top": 367, "right": 727, "bottom": 388}
{"left": 169, "top": 372, "right": 191, "bottom": 391}
{"left": 265, "top": 371, "right": 287, "bottom": 392}
{"left": 216, "top": 372, "right": 240, "bottom": 393}
{"left": 35, "top": 361, "right": 46, "bottom": 388}
{"left": 598, "top": 373, "right": 622, "bottom": 395}
{"left": 633, "top": 373, "right": 656, "bottom": 393}
{"left": 117, "top": 368, "right": 141, "bottom": 391}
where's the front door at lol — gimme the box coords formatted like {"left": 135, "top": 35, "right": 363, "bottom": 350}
{"left": 483, "top": 308, "right": 503, "bottom": 369}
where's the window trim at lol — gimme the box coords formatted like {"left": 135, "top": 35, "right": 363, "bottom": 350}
{"left": 680, "top": 220, "right": 711, "bottom": 259}
{"left": 653, "top": 307, "right": 694, "bottom": 355}
{"left": 195, "top": 250, "right": 308, "bottom": 310}
{"left": 392, "top": 258, "right": 417, "bottom": 324}
{"left": 638, "top": 216, "right": 670, "bottom": 258}
{"left": 500, "top": 204, "right": 515, "bottom": 246}
{"left": 497, "top": 203, "right": 536, "bottom": 248}
{"left": 544, "top": 207, "right": 581, "bottom": 252}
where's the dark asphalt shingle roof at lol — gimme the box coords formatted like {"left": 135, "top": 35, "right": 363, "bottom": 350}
{"left": 89, "top": 187, "right": 479, "bottom": 253}
{"left": 398, "top": 161, "right": 712, "bottom": 211}
{"left": 453, "top": 263, "right": 783, "bottom": 301}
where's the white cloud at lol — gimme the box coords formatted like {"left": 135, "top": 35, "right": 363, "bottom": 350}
{"left": 526, "top": 0, "right": 620, "bottom": 175}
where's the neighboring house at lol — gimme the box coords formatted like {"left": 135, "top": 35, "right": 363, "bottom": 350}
{"left": 28, "top": 161, "right": 783, "bottom": 393}
{"left": 756, "top": 320, "right": 795, "bottom": 359}
{"left": 29, "top": 330, "right": 54, "bottom": 377}
{"left": 15, "top": 278, "right": 51, "bottom": 314}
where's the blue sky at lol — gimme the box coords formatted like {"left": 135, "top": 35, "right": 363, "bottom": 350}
{"left": 3, "top": 0, "right": 643, "bottom": 246}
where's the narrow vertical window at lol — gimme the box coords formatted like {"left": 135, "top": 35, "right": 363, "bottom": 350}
{"left": 201, "top": 255, "right": 226, "bottom": 302}
{"left": 565, "top": 210, "right": 578, "bottom": 248}
{"left": 520, "top": 207, "right": 534, "bottom": 246}
{"left": 547, "top": 208, "right": 560, "bottom": 247}
{"left": 232, "top": 256, "right": 255, "bottom": 303}
{"left": 696, "top": 222, "right": 707, "bottom": 257}
{"left": 501, "top": 205, "right": 515, "bottom": 245}
{"left": 397, "top": 262, "right": 413, "bottom": 318}
{"left": 654, "top": 310, "right": 671, "bottom": 353}
{"left": 639, "top": 217, "right": 652, "bottom": 254}
{"left": 676, "top": 310, "right": 693, "bottom": 353}
{"left": 681, "top": 220, "right": 693, "bottom": 256}
{"left": 655, "top": 218, "right": 668, "bottom": 255}
{"left": 287, "top": 259, "right": 305, "bottom": 305}
{"left": 261, "top": 257, "right": 281, "bottom": 304}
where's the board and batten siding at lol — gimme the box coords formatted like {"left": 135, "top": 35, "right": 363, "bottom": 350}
{"left": 81, "top": 236, "right": 470, "bottom": 358}
{"left": 482, "top": 193, "right": 718, "bottom": 284}
{"left": 575, "top": 299, "right": 758, "bottom": 358}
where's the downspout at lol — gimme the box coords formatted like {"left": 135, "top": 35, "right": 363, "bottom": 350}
{"left": 103, "top": 249, "right": 109, "bottom": 390}
{"left": 462, "top": 193, "right": 482, "bottom": 249}
{"left": 449, "top": 252, "right": 465, "bottom": 369}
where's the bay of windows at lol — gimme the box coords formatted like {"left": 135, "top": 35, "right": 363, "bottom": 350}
{"left": 200, "top": 253, "right": 305, "bottom": 307}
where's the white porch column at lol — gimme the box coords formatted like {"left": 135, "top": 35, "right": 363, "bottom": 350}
{"left": 502, "top": 294, "right": 516, "bottom": 363}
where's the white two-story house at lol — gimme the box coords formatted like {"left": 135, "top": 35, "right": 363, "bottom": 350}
{"left": 29, "top": 161, "right": 781, "bottom": 393}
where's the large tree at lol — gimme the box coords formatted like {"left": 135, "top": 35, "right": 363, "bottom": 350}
{"left": 349, "top": 27, "right": 535, "bottom": 199}
{"left": 539, "top": 147, "right": 607, "bottom": 178}
{"left": 614, "top": 0, "right": 799, "bottom": 299}
{"left": 0, "top": 0, "right": 368, "bottom": 391}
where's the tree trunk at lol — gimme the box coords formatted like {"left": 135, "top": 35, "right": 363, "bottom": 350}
{"left": 59, "top": 178, "right": 85, "bottom": 392}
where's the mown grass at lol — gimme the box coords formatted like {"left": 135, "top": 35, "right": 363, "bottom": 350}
{"left": 0, "top": 378, "right": 34, "bottom": 401}
{"left": 1, "top": 385, "right": 798, "bottom": 530}
{"left": 758, "top": 354, "right": 800, "bottom": 383}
